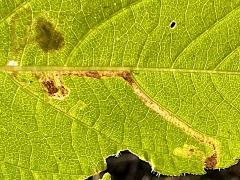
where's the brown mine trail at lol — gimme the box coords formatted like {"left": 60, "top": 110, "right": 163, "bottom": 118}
{"left": 61, "top": 70, "right": 134, "bottom": 85}
{"left": 61, "top": 70, "right": 219, "bottom": 168}
{"left": 19, "top": 69, "right": 219, "bottom": 168}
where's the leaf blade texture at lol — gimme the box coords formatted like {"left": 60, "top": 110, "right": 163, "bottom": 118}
{"left": 0, "top": 0, "right": 240, "bottom": 178}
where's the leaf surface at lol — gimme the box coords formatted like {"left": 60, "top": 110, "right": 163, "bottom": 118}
{"left": 0, "top": 0, "right": 240, "bottom": 178}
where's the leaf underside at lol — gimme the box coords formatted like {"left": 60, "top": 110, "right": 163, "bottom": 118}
{"left": 0, "top": 0, "right": 240, "bottom": 179}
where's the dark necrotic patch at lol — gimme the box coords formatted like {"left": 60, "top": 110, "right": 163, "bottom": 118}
{"left": 35, "top": 18, "right": 64, "bottom": 52}
{"left": 205, "top": 153, "right": 217, "bottom": 169}
{"left": 42, "top": 79, "right": 58, "bottom": 95}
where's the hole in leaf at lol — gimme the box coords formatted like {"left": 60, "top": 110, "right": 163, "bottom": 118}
{"left": 86, "top": 150, "right": 159, "bottom": 180}
{"left": 87, "top": 152, "right": 240, "bottom": 179}
{"left": 170, "top": 21, "right": 176, "bottom": 29}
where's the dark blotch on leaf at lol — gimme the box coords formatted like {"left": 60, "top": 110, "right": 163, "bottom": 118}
{"left": 189, "top": 148, "right": 194, "bottom": 152}
{"left": 35, "top": 18, "right": 64, "bottom": 52}
{"left": 205, "top": 153, "right": 217, "bottom": 169}
{"left": 42, "top": 80, "right": 58, "bottom": 95}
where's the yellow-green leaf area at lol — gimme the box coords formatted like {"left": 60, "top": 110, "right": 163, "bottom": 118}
{"left": 0, "top": 0, "right": 240, "bottom": 179}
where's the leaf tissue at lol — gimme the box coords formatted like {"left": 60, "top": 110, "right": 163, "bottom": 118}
{"left": 0, "top": 0, "right": 240, "bottom": 179}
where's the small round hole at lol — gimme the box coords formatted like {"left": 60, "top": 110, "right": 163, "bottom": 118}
{"left": 170, "top": 21, "right": 176, "bottom": 29}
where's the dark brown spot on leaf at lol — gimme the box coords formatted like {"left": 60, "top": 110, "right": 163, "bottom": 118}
{"left": 189, "top": 148, "right": 194, "bottom": 152}
{"left": 35, "top": 18, "right": 64, "bottom": 52}
{"left": 40, "top": 75, "right": 70, "bottom": 100}
{"left": 42, "top": 80, "right": 58, "bottom": 95}
{"left": 205, "top": 153, "right": 217, "bottom": 169}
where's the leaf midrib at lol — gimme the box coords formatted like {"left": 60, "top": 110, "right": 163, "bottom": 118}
{"left": 2, "top": 66, "right": 240, "bottom": 75}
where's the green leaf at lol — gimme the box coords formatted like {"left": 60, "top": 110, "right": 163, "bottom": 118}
{"left": 0, "top": 0, "right": 240, "bottom": 178}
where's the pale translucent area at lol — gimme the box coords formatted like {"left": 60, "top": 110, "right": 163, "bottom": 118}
{"left": 7, "top": 60, "right": 18, "bottom": 67}
{"left": 0, "top": 0, "right": 240, "bottom": 178}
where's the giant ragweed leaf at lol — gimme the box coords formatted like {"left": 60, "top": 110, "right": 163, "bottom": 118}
{"left": 0, "top": 0, "right": 240, "bottom": 179}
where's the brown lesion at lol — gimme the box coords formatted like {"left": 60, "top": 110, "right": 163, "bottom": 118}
{"left": 42, "top": 79, "right": 59, "bottom": 96}
{"left": 35, "top": 17, "right": 65, "bottom": 52}
{"left": 205, "top": 153, "right": 217, "bottom": 169}
{"left": 39, "top": 74, "right": 69, "bottom": 100}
